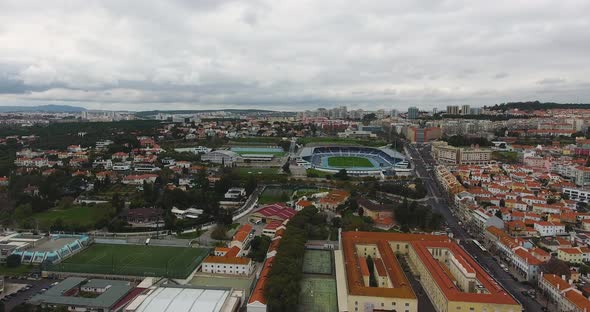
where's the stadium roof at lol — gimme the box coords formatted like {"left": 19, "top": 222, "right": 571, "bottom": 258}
{"left": 297, "top": 145, "right": 405, "bottom": 160}
{"left": 133, "top": 286, "right": 231, "bottom": 312}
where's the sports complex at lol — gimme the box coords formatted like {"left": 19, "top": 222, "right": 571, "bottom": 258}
{"left": 296, "top": 145, "right": 408, "bottom": 176}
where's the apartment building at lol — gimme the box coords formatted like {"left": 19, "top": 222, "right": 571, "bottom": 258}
{"left": 431, "top": 141, "right": 492, "bottom": 165}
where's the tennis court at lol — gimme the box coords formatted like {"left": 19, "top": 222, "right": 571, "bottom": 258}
{"left": 302, "top": 249, "right": 333, "bottom": 275}
{"left": 298, "top": 276, "right": 338, "bottom": 312}
{"left": 48, "top": 244, "right": 209, "bottom": 278}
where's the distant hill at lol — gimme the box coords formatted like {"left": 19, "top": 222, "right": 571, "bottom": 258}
{"left": 0, "top": 104, "right": 87, "bottom": 113}
{"left": 487, "top": 101, "right": 590, "bottom": 111}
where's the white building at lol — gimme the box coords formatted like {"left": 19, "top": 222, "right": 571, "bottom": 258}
{"left": 534, "top": 221, "right": 566, "bottom": 237}
{"left": 174, "top": 146, "right": 212, "bottom": 154}
{"left": 171, "top": 207, "right": 203, "bottom": 219}
{"left": 225, "top": 188, "right": 246, "bottom": 200}
{"left": 201, "top": 150, "right": 240, "bottom": 166}
{"left": 201, "top": 256, "right": 253, "bottom": 276}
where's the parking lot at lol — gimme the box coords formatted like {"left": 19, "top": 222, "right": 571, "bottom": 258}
{"left": 1, "top": 278, "right": 57, "bottom": 311}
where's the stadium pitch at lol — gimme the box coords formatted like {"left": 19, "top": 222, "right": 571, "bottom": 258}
{"left": 327, "top": 156, "right": 374, "bottom": 168}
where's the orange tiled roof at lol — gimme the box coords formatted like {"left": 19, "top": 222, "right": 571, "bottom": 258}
{"left": 564, "top": 289, "right": 590, "bottom": 312}
{"left": 248, "top": 257, "right": 274, "bottom": 305}
{"left": 203, "top": 255, "right": 251, "bottom": 265}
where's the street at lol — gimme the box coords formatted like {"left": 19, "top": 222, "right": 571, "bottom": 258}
{"left": 405, "top": 143, "right": 542, "bottom": 312}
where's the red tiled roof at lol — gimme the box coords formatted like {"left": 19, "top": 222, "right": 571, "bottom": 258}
{"left": 359, "top": 257, "right": 369, "bottom": 276}
{"left": 253, "top": 203, "right": 297, "bottom": 221}
{"left": 514, "top": 248, "right": 542, "bottom": 266}
{"left": 248, "top": 257, "right": 274, "bottom": 305}
{"left": 542, "top": 274, "right": 571, "bottom": 291}
{"left": 564, "top": 289, "right": 590, "bottom": 311}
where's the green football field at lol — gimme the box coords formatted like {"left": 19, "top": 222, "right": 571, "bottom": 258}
{"left": 327, "top": 156, "right": 374, "bottom": 168}
{"left": 51, "top": 244, "right": 210, "bottom": 278}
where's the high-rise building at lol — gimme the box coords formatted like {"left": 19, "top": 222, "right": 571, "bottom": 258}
{"left": 470, "top": 107, "right": 482, "bottom": 115}
{"left": 407, "top": 107, "right": 419, "bottom": 119}
{"left": 461, "top": 105, "right": 471, "bottom": 115}
{"left": 390, "top": 109, "right": 399, "bottom": 118}
{"left": 446, "top": 105, "right": 459, "bottom": 115}
{"left": 432, "top": 108, "right": 438, "bottom": 115}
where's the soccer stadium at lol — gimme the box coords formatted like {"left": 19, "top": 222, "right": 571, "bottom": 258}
{"left": 296, "top": 145, "right": 408, "bottom": 176}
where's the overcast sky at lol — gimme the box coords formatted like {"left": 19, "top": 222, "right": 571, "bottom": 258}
{"left": 1, "top": 0, "right": 589, "bottom": 111}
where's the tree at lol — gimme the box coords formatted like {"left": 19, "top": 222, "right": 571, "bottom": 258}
{"left": 248, "top": 235, "right": 272, "bottom": 262}
{"left": 495, "top": 210, "right": 502, "bottom": 219}
{"left": 541, "top": 258, "right": 571, "bottom": 278}
{"left": 211, "top": 224, "right": 229, "bottom": 240}
{"left": 334, "top": 169, "right": 349, "bottom": 180}
{"left": 6, "top": 254, "right": 21, "bottom": 268}
{"left": 366, "top": 255, "right": 378, "bottom": 287}
{"left": 244, "top": 175, "right": 257, "bottom": 195}
{"left": 282, "top": 161, "right": 291, "bottom": 174}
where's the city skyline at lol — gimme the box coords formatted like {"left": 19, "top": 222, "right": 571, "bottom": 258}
{"left": 1, "top": 1, "right": 590, "bottom": 111}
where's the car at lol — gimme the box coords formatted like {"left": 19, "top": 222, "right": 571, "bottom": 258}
{"left": 503, "top": 268, "right": 509, "bottom": 272}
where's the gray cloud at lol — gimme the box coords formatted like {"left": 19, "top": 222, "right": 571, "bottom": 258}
{"left": 0, "top": 0, "right": 589, "bottom": 111}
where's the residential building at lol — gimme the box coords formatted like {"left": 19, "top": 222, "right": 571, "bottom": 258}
{"left": 201, "top": 256, "right": 253, "bottom": 275}
{"left": 431, "top": 141, "right": 492, "bottom": 165}
{"left": 405, "top": 126, "right": 442, "bottom": 143}
{"left": 446, "top": 105, "right": 460, "bottom": 115}
{"left": 461, "top": 105, "right": 470, "bottom": 115}
{"left": 534, "top": 221, "right": 566, "bottom": 237}
{"left": 407, "top": 107, "right": 419, "bottom": 119}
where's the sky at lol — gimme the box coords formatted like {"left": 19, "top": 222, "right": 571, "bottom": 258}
{"left": 0, "top": 0, "right": 590, "bottom": 112}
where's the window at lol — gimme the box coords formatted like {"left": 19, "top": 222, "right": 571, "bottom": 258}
{"left": 405, "top": 303, "right": 409, "bottom": 307}
{"left": 381, "top": 303, "right": 384, "bottom": 307}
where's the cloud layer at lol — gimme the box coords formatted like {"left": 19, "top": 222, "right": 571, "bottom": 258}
{"left": 1, "top": 0, "right": 589, "bottom": 111}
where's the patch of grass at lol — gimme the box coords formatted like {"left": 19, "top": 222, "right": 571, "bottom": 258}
{"left": 306, "top": 168, "right": 331, "bottom": 178}
{"left": 235, "top": 167, "right": 280, "bottom": 176}
{"left": 259, "top": 187, "right": 293, "bottom": 204}
{"left": 327, "top": 156, "right": 374, "bottom": 168}
{"left": 492, "top": 151, "right": 520, "bottom": 164}
{"left": 32, "top": 204, "right": 115, "bottom": 230}
{"left": 176, "top": 230, "right": 204, "bottom": 239}
{"left": 0, "top": 265, "right": 35, "bottom": 276}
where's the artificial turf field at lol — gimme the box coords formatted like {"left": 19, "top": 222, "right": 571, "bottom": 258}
{"left": 298, "top": 276, "right": 338, "bottom": 312}
{"left": 50, "top": 244, "right": 209, "bottom": 278}
{"left": 327, "top": 156, "right": 374, "bottom": 168}
{"left": 302, "top": 249, "right": 333, "bottom": 275}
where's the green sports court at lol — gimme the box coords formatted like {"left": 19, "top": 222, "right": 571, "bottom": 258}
{"left": 48, "top": 244, "right": 210, "bottom": 279}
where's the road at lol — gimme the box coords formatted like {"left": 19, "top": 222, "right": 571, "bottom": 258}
{"left": 198, "top": 185, "right": 266, "bottom": 246}
{"left": 405, "top": 143, "right": 542, "bottom": 312}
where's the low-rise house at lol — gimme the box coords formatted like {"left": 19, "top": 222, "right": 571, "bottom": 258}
{"left": 121, "top": 174, "right": 158, "bottom": 185}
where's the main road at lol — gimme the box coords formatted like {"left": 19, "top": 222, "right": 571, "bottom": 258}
{"left": 405, "top": 143, "right": 542, "bottom": 312}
